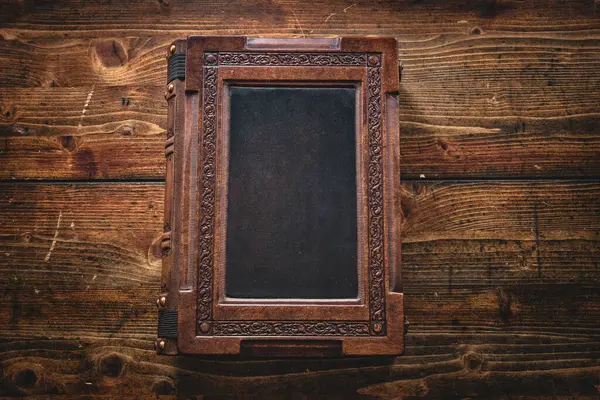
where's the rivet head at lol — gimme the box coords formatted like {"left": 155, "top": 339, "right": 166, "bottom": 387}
{"left": 199, "top": 322, "right": 210, "bottom": 333}
{"left": 205, "top": 54, "right": 217, "bottom": 65}
{"left": 368, "top": 55, "right": 379, "bottom": 66}
{"left": 168, "top": 84, "right": 174, "bottom": 93}
{"left": 169, "top": 44, "right": 176, "bottom": 55}
{"left": 373, "top": 323, "right": 383, "bottom": 333}
{"left": 156, "top": 297, "right": 166, "bottom": 308}
{"left": 158, "top": 340, "right": 165, "bottom": 351}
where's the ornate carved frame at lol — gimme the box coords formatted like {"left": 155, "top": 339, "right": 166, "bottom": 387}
{"left": 160, "top": 37, "right": 403, "bottom": 356}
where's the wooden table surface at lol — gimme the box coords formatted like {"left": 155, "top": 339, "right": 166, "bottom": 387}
{"left": 1, "top": 1, "right": 599, "bottom": 398}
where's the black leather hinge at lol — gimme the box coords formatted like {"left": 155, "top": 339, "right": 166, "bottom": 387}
{"left": 158, "top": 309, "right": 178, "bottom": 339}
{"left": 167, "top": 54, "right": 186, "bottom": 83}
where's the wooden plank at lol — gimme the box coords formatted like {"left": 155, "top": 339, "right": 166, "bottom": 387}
{"left": 0, "top": 181, "right": 598, "bottom": 336}
{"left": 0, "top": 181, "right": 598, "bottom": 396}
{"left": 398, "top": 33, "right": 600, "bottom": 178}
{"left": 2, "top": 0, "right": 600, "bottom": 38}
{"left": 0, "top": 86, "right": 165, "bottom": 180}
{"left": 1, "top": 337, "right": 599, "bottom": 398}
{"left": 0, "top": 0, "right": 598, "bottom": 397}
{"left": 0, "top": 37, "right": 168, "bottom": 88}
{"left": 1, "top": 33, "right": 600, "bottom": 179}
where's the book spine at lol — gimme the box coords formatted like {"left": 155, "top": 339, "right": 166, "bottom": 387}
{"left": 157, "top": 41, "right": 185, "bottom": 354}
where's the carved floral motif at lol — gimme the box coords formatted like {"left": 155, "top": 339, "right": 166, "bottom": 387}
{"left": 213, "top": 321, "right": 371, "bottom": 336}
{"left": 366, "top": 56, "right": 386, "bottom": 331}
{"left": 197, "top": 65, "right": 218, "bottom": 332}
{"left": 197, "top": 52, "right": 386, "bottom": 336}
{"left": 218, "top": 53, "right": 367, "bottom": 66}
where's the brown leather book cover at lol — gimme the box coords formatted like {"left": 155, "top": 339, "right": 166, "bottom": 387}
{"left": 158, "top": 36, "right": 403, "bottom": 356}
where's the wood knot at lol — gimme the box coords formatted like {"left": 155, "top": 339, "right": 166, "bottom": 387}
{"left": 99, "top": 353, "right": 127, "bottom": 378}
{"left": 118, "top": 123, "right": 136, "bottom": 136}
{"left": 6, "top": 363, "right": 43, "bottom": 394}
{"left": 400, "top": 195, "right": 417, "bottom": 219}
{"left": 59, "top": 135, "right": 81, "bottom": 153}
{"left": 470, "top": 26, "right": 482, "bottom": 35}
{"left": 153, "top": 378, "right": 175, "bottom": 395}
{"left": 1, "top": 103, "right": 17, "bottom": 122}
{"left": 416, "top": 383, "right": 429, "bottom": 397}
{"left": 13, "top": 368, "right": 38, "bottom": 389}
{"left": 462, "top": 351, "right": 485, "bottom": 371}
{"left": 436, "top": 138, "right": 449, "bottom": 152}
{"left": 92, "top": 39, "right": 128, "bottom": 68}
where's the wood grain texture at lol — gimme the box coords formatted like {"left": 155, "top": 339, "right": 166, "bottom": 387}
{"left": 1, "top": 32, "right": 600, "bottom": 179}
{"left": 1, "top": 337, "right": 599, "bottom": 398}
{"left": 0, "top": 86, "right": 165, "bottom": 180}
{"left": 1, "top": 0, "right": 600, "bottom": 38}
{"left": 1, "top": 0, "right": 599, "bottom": 397}
{"left": 0, "top": 182, "right": 598, "bottom": 397}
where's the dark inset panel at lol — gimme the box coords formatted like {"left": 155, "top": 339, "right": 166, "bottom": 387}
{"left": 225, "top": 86, "right": 358, "bottom": 299}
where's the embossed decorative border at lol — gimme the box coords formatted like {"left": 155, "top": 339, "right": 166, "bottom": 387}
{"left": 197, "top": 65, "right": 217, "bottom": 325}
{"left": 213, "top": 321, "right": 371, "bottom": 336}
{"left": 197, "top": 52, "right": 385, "bottom": 336}
{"left": 217, "top": 52, "right": 366, "bottom": 66}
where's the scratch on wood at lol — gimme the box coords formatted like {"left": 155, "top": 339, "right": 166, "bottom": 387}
{"left": 343, "top": 4, "right": 355, "bottom": 12}
{"left": 77, "top": 86, "right": 95, "bottom": 129}
{"left": 44, "top": 211, "right": 62, "bottom": 262}
{"left": 325, "top": 13, "right": 336, "bottom": 22}
{"left": 402, "top": 121, "right": 502, "bottom": 135}
{"left": 291, "top": 10, "right": 305, "bottom": 37}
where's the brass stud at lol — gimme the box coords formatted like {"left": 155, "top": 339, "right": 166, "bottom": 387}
{"left": 205, "top": 54, "right": 217, "bottom": 65}
{"left": 199, "top": 322, "right": 210, "bottom": 333}
{"left": 368, "top": 55, "right": 380, "bottom": 67}
{"left": 168, "top": 83, "right": 174, "bottom": 93}
{"left": 158, "top": 340, "right": 165, "bottom": 351}
{"left": 373, "top": 323, "right": 383, "bottom": 333}
{"left": 169, "top": 44, "right": 176, "bottom": 55}
{"left": 156, "top": 296, "right": 166, "bottom": 308}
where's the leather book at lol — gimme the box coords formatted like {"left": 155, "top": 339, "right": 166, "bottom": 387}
{"left": 159, "top": 36, "right": 403, "bottom": 356}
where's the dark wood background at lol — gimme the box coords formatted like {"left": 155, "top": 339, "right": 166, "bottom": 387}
{"left": 1, "top": 0, "right": 599, "bottom": 398}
